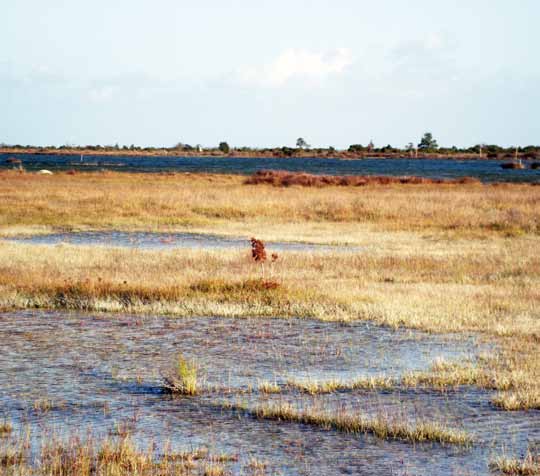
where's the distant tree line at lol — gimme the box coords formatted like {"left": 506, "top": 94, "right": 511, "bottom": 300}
{"left": 1, "top": 133, "right": 539, "bottom": 159}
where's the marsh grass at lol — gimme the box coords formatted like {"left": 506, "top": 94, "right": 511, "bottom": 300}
{"left": 246, "top": 457, "right": 269, "bottom": 476}
{"left": 1, "top": 170, "right": 538, "bottom": 240}
{"left": 0, "top": 421, "right": 12, "bottom": 437}
{"left": 286, "top": 353, "right": 540, "bottom": 411}
{"left": 0, "top": 433, "right": 237, "bottom": 475}
{"left": 0, "top": 172, "right": 538, "bottom": 411}
{"left": 0, "top": 241, "right": 538, "bottom": 408}
{"left": 490, "top": 449, "right": 540, "bottom": 475}
{"left": 492, "top": 390, "right": 540, "bottom": 411}
{"left": 257, "top": 380, "right": 282, "bottom": 394}
{"left": 287, "top": 376, "right": 395, "bottom": 394}
{"left": 0, "top": 445, "right": 25, "bottom": 468}
{"left": 163, "top": 354, "right": 199, "bottom": 396}
{"left": 224, "top": 401, "right": 472, "bottom": 446}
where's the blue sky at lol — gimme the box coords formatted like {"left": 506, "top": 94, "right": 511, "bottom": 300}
{"left": 1, "top": 1, "right": 539, "bottom": 148}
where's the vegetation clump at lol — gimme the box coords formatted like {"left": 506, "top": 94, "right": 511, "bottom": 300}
{"left": 0, "top": 433, "right": 237, "bottom": 475}
{"left": 245, "top": 170, "right": 481, "bottom": 187}
{"left": 163, "top": 354, "right": 199, "bottom": 396}
{"left": 0, "top": 420, "right": 12, "bottom": 437}
{"left": 250, "top": 238, "right": 267, "bottom": 262}
{"left": 228, "top": 401, "right": 473, "bottom": 446}
{"left": 490, "top": 449, "right": 540, "bottom": 475}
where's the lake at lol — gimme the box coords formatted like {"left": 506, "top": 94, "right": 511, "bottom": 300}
{"left": 1, "top": 153, "right": 539, "bottom": 183}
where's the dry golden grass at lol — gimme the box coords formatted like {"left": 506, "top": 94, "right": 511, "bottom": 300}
{"left": 0, "top": 421, "right": 12, "bottom": 437}
{"left": 0, "top": 170, "right": 539, "bottom": 243}
{"left": 287, "top": 376, "right": 395, "bottom": 394}
{"left": 0, "top": 433, "right": 237, "bottom": 475}
{"left": 490, "top": 449, "right": 540, "bottom": 475}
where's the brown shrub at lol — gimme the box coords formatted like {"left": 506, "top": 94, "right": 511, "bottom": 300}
{"left": 244, "top": 170, "right": 482, "bottom": 187}
{"left": 250, "top": 237, "right": 267, "bottom": 262}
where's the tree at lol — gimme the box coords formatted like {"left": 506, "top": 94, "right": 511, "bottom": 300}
{"left": 418, "top": 132, "right": 438, "bottom": 151}
{"left": 296, "top": 137, "right": 309, "bottom": 149}
{"left": 218, "top": 141, "right": 230, "bottom": 154}
{"left": 348, "top": 144, "right": 364, "bottom": 153}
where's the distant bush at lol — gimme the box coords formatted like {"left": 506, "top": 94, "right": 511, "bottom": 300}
{"left": 245, "top": 170, "right": 481, "bottom": 187}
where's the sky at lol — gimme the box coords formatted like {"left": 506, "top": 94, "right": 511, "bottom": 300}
{"left": 1, "top": 0, "right": 539, "bottom": 149}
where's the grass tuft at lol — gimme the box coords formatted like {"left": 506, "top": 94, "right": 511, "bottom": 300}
{"left": 492, "top": 390, "right": 540, "bottom": 411}
{"left": 0, "top": 420, "right": 13, "bottom": 437}
{"left": 257, "top": 380, "right": 282, "bottom": 394}
{"left": 490, "top": 449, "right": 540, "bottom": 475}
{"left": 163, "top": 354, "right": 199, "bottom": 396}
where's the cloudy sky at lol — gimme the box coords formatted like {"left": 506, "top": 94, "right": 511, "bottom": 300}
{"left": 1, "top": 1, "right": 539, "bottom": 148}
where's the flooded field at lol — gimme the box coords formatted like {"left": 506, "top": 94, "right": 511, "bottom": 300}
{"left": 3, "top": 231, "right": 358, "bottom": 252}
{"left": 1, "top": 310, "right": 538, "bottom": 475}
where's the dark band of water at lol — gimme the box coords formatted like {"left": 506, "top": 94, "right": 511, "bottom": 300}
{"left": 2, "top": 153, "right": 539, "bottom": 183}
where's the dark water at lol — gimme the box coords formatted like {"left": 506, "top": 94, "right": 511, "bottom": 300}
{"left": 2, "top": 153, "right": 539, "bottom": 183}
{"left": 4, "top": 231, "right": 359, "bottom": 252}
{"left": 1, "top": 311, "right": 537, "bottom": 475}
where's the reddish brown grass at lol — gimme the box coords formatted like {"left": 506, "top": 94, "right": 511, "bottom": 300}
{"left": 244, "top": 170, "right": 482, "bottom": 187}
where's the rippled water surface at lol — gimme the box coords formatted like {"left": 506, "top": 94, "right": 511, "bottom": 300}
{"left": 1, "top": 311, "right": 538, "bottom": 475}
{"left": 2, "top": 153, "right": 539, "bottom": 183}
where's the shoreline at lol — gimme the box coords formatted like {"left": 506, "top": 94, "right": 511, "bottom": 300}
{"left": 1, "top": 148, "right": 535, "bottom": 161}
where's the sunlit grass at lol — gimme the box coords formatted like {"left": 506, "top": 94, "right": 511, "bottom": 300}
{"left": 0, "top": 420, "right": 12, "bottom": 437}
{"left": 0, "top": 170, "right": 538, "bottom": 242}
{"left": 287, "top": 375, "right": 395, "bottom": 394}
{"left": 163, "top": 354, "right": 199, "bottom": 396}
{"left": 0, "top": 433, "right": 238, "bottom": 475}
{"left": 257, "top": 380, "right": 282, "bottom": 394}
{"left": 223, "top": 401, "right": 473, "bottom": 446}
{"left": 490, "top": 449, "right": 540, "bottom": 475}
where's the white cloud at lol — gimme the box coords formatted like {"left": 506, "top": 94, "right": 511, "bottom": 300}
{"left": 237, "top": 48, "right": 353, "bottom": 87}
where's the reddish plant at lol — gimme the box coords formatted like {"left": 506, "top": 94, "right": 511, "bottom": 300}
{"left": 250, "top": 238, "right": 267, "bottom": 262}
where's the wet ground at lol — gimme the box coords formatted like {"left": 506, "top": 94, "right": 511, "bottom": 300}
{"left": 3, "top": 230, "right": 359, "bottom": 252}
{"left": 1, "top": 311, "right": 538, "bottom": 475}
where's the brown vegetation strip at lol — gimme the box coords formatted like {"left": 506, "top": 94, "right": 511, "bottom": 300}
{"left": 244, "top": 170, "right": 482, "bottom": 187}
